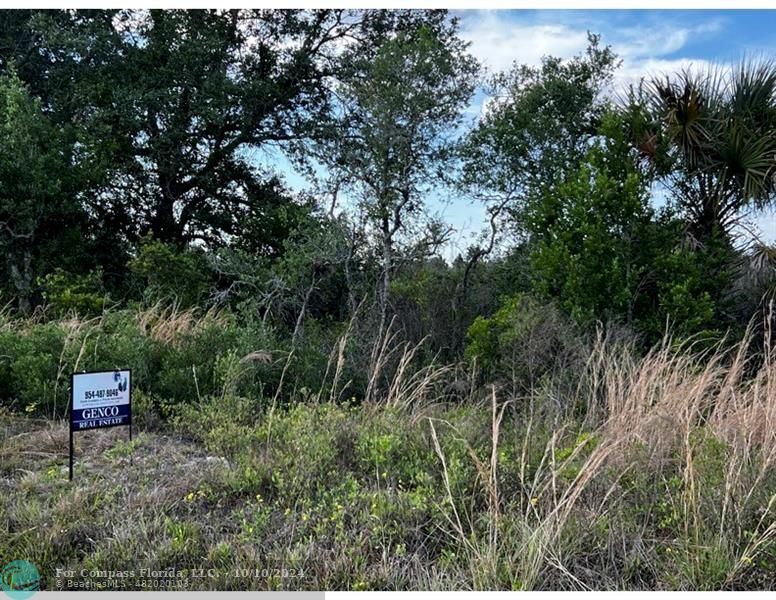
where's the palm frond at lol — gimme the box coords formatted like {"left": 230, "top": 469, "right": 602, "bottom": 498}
{"left": 717, "top": 122, "right": 776, "bottom": 204}
{"left": 739, "top": 240, "right": 776, "bottom": 288}
{"left": 640, "top": 59, "right": 776, "bottom": 237}
{"left": 729, "top": 57, "right": 776, "bottom": 123}
{"left": 648, "top": 67, "right": 724, "bottom": 167}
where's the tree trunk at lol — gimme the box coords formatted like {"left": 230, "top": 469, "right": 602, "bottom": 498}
{"left": 9, "top": 245, "right": 33, "bottom": 314}
{"left": 344, "top": 255, "right": 357, "bottom": 317}
{"left": 344, "top": 224, "right": 360, "bottom": 317}
{"left": 151, "top": 172, "right": 187, "bottom": 246}
{"left": 292, "top": 274, "right": 316, "bottom": 347}
{"left": 379, "top": 214, "right": 392, "bottom": 336}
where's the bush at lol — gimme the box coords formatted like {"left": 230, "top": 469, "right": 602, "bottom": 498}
{"left": 0, "top": 322, "right": 67, "bottom": 416}
{"left": 39, "top": 269, "right": 111, "bottom": 317}
{"left": 128, "top": 237, "right": 213, "bottom": 308}
{"left": 0, "top": 305, "right": 281, "bottom": 418}
{"left": 465, "top": 293, "right": 586, "bottom": 392}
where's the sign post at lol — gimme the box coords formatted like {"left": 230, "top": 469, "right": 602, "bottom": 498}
{"left": 69, "top": 369, "right": 132, "bottom": 481}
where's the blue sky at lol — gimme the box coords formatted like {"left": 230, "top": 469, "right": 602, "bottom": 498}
{"left": 269, "top": 10, "right": 776, "bottom": 258}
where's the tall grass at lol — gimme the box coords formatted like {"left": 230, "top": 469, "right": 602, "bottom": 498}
{"left": 2, "top": 305, "right": 776, "bottom": 589}
{"left": 420, "top": 317, "right": 776, "bottom": 589}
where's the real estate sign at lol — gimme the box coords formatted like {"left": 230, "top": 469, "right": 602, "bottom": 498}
{"left": 72, "top": 370, "right": 131, "bottom": 430}
{"left": 69, "top": 370, "right": 132, "bottom": 480}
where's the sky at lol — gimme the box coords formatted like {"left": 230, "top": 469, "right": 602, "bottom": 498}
{"left": 268, "top": 10, "right": 776, "bottom": 259}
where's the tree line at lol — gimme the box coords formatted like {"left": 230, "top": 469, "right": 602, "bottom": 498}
{"left": 2, "top": 9, "right": 776, "bottom": 359}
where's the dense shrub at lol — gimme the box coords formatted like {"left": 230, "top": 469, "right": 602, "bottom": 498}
{"left": 465, "top": 293, "right": 587, "bottom": 393}
{"left": 3, "top": 307, "right": 776, "bottom": 590}
{"left": 127, "top": 238, "right": 213, "bottom": 308}
{"left": 0, "top": 306, "right": 281, "bottom": 418}
{"left": 39, "top": 269, "right": 111, "bottom": 317}
{"left": 0, "top": 322, "right": 66, "bottom": 415}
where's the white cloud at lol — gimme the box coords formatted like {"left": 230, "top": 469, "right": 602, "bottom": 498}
{"left": 614, "top": 19, "right": 723, "bottom": 60}
{"left": 460, "top": 12, "right": 591, "bottom": 75}
{"left": 611, "top": 56, "right": 719, "bottom": 95}
{"left": 609, "top": 19, "right": 725, "bottom": 92}
{"left": 459, "top": 11, "right": 723, "bottom": 80}
{"left": 460, "top": 11, "right": 727, "bottom": 118}
{"left": 460, "top": 11, "right": 725, "bottom": 74}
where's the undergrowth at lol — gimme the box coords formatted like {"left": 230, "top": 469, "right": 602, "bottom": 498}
{"left": 1, "top": 306, "right": 776, "bottom": 590}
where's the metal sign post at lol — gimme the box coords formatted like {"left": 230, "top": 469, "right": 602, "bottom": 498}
{"left": 69, "top": 369, "right": 132, "bottom": 481}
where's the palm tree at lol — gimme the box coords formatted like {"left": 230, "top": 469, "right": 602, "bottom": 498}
{"left": 627, "top": 59, "right": 776, "bottom": 243}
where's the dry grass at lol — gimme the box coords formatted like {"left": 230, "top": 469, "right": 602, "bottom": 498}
{"left": 2, "top": 310, "right": 776, "bottom": 590}
{"left": 135, "top": 301, "right": 228, "bottom": 347}
{"left": 362, "top": 318, "right": 454, "bottom": 415}
{"left": 418, "top": 316, "right": 776, "bottom": 589}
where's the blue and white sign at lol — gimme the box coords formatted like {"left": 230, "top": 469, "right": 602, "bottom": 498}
{"left": 71, "top": 370, "right": 131, "bottom": 431}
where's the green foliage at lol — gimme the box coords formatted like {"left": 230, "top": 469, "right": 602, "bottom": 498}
{"left": 390, "top": 258, "right": 460, "bottom": 357}
{"left": 0, "top": 10, "right": 770, "bottom": 351}
{"left": 4, "top": 325, "right": 776, "bottom": 589}
{"left": 28, "top": 10, "right": 360, "bottom": 249}
{"left": 465, "top": 293, "right": 584, "bottom": 390}
{"left": 528, "top": 112, "right": 652, "bottom": 327}
{"left": 0, "top": 305, "right": 280, "bottom": 418}
{"left": 312, "top": 14, "right": 479, "bottom": 325}
{"left": 526, "top": 111, "right": 733, "bottom": 344}
{"left": 633, "top": 59, "right": 776, "bottom": 239}
{"left": 652, "top": 252, "right": 718, "bottom": 339}
{"left": 128, "top": 238, "right": 212, "bottom": 307}
{"left": 0, "top": 322, "right": 64, "bottom": 416}
{"left": 1, "top": 14, "right": 776, "bottom": 589}
{"left": 634, "top": 228, "right": 735, "bottom": 345}
{"left": 462, "top": 34, "right": 619, "bottom": 219}
{"left": 39, "top": 269, "right": 110, "bottom": 317}
{"left": 0, "top": 70, "right": 71, "bottom": 313}
{"left": 274, "top": 216, "right": 353, "bottom": 330}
